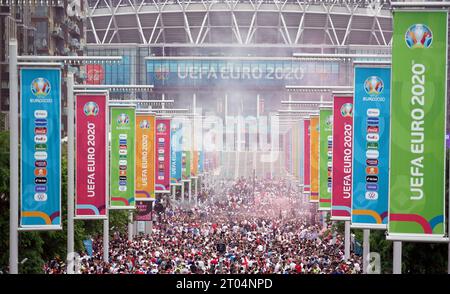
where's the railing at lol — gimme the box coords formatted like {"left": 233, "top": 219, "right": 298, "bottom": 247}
{"left": 88, "top": 0, "right": 390, "bottom": 9}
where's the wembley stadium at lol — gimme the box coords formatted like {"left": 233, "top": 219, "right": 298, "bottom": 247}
{"left": 84, "top": 0, "right": 393, "bottom": 109}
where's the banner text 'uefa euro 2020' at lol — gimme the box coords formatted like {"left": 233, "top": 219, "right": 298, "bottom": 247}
{"left": 146, "top": 59, "right": 341, "bottom": 87}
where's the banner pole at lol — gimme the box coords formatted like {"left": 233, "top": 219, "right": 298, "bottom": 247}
{"left": 103, "top": 217, "right": 109, "bottom": 263}
{"left": 9, "top": 39, "right": 19, "bottom": 275}
{"left": 344, "top": 220, "right": 350, "bottom": 260}
{"left": 128, "top": 211, "right": 133, "bottom": 241}
{"left": 363, "top": 229, "right": 370, "bottom": 274}
{"left": 66, "top": 72, "right": 75, "bottom": 274}
{"left": 393, "top": 241, "right": 402, "bottom": 274}
{"left": 172, "top": 185, "right": 175, "bottom": 202}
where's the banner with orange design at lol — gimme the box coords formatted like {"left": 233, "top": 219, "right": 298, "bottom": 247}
{"left": 135, "top": 114, "right": 155, "bottom": 201}
{"left": 310, "top": 115, "right": 319, "bottom": 202}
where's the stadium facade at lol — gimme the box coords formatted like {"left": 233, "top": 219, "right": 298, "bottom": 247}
{"left": 84, "top": 0, "right": 393, "bottom": 115}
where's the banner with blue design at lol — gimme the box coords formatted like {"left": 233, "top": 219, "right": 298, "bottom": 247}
{"left": 170, "top": 119, "right": 182, "bottom": 185}
{"left": 298, "top": 120, "right": 304, "bottom": 185}
{"left": 351, "top": 66, "right": 390, "bottom": 230}
{"left": 20, "top": 68, "right": 61, "bottom": 230}
{"left": 198, "top": 151, "right": 204, "bottom": 175}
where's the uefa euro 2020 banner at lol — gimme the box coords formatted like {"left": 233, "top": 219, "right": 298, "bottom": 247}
{"left": 20, "top": 68, "right": 61, "bottom": 229}
{"left": 110, "top": 106, "right": 136, "bottom": 209}
{"left": 135, "top": 114, "right": 155, "bottom": 201}
{"left": 352, "top": 66, "right": 390, "bottom": 229}
{"left": 331, "top": 96, "right": 353, "bottom": 221}
{"left": 388, "top": 11, "right": 448, "bottom": 241}
{"left": 75, "top": 94, "right": 107, "bottom": 219}
{"left": 303, "top": 119, "right": 311, "bottom": 196}
{"left": 155, "top": 119, "right": 171, "bottom": 192}
{"left": 309, "top": 116, "right": 319, "bottom": 202}
{"left": 170, "top": 118, "right": 183, "bottom": 185}
{"left": 298, "top": 120, "right": 304, "bottom": 185}
{"left": 319, "top": 108, "right": 333, "bottom": 211}
{"left": 198, "top": 151, "right": 204, "bottom": 175}
{"left": 182, "top": 151, "right": 191, "bottom": 181}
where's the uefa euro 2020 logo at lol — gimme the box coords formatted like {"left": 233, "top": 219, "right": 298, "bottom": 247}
{"left": 31, "top": 78, "right": 51, "bottom": 97}
{"left": 83, "top": 102, "right": 99, "bottom": 116}
{"left": 157, "top": 123, "right": 167, "bottom": 133}
{"left": 405, "top": 24, "right": 433, "bottom": 49}
{"left": 364, "top": 76, "right": 384, "bottom": 96}
{"left": 117, "top": 113, "right": 129, "bottom": 125}
{"left": 140, "top": 119, "right": 150, "bottom": 129}
{"left": 340, "top": 103, "right": 353, "bottom": 117}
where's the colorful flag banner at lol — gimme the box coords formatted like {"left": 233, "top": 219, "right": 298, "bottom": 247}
{"left": 298, "top": 120, "right": 304, "bottom": 185}
{"left": 170, "top": 119, "right": 183, "bottom": 185}
{"left": 304, "top": 119, "right": 311, "bottom": 195}
{"left": 198, "top": 151, "right": 204, "bottom": 174}
{"left": 135, "top": 114, "right": 155, "bottom": 201}
{"left": 20, "top": 68, "right": 61, "bottom": 229}
{"left": 351, "top": 66, "right": 391, "bottom": 229}
{"left": 388, "top": 11, "right": 448, "bottom": 241}
{"left": 182, "top": 151, "right": 192, "bottom": 181}
{"left": 155, "top": 119, "right": 171, "bottom": 192}
{"left": 331, "top": 96, "right": 353, "bottom": 221}
{"left": 182, "top": 119, "right": 192, "bottom": 181}
{"left": 192, "top": 147, "right": 199, "bottom": 178}
{"left": 75, "top": 94, "right": 107, "bottom": 218}
{"left": 319, "top": 108, "right": 333, "bottom": 211}
{"left": 310, "top": 116, "right": 319, "bottom": 202}
{"left": 110, "top": 106, "right": 136, "bottom": 209}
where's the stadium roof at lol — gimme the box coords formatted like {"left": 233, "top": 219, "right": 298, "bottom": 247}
{"left": 86, "top": 0, "right": 392, "bottom": 48}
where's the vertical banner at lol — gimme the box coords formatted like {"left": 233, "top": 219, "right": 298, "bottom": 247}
{"left": 388, "top": 11, "right": 448, "bottom": 241}
{"left": 135, "top": 201, "right": 152, "bottom": 221}
{"left": 352, "top": 66, "right": 391, "bottom": 229}
{"left": 182, "top": 151, "right": 192, "bottom": 181}
{"left": 155, "top": 118, "right": 171, "bottom": 192}
{"left": 75, "top": 94, "right": 107, "bottom": 218}
{"left": 319, "top": 108, "right": 333, "bottom": 211}
{"left": 298, "top": 120, "right": 305, "bottom": 185}
{"left": 135, "top": 114, "right": 155, "bottom": 201}
{"left": 198, "top": 151, "right": 204, "bottom": 174}
{"left": 192, "top": 147, "right": 199, "bottom": 178}
{"left": 304, "top": 119, "right": 311, "bottom": 195}
{"left": 20, "top": 68, "right": 61, "bottom": 229}
{"left": 110, "top": 107, "right": 136, "bottom": 209}
{"left": 331, "top": 96, "right": 353, "bottom": 220}
{"left": 310, "top": 116, "right": 319, "bottom": 202}
{"left": 182, "top": 118, "right": 192, "bottom": 181}
{"left": 170, "top": 119, "right": 183, "bottom": 185}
